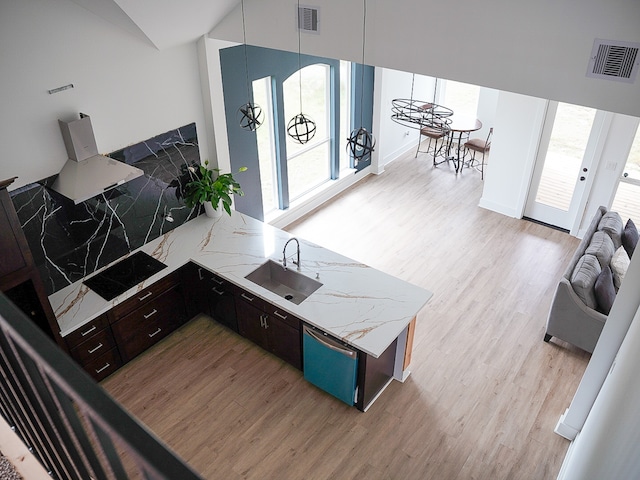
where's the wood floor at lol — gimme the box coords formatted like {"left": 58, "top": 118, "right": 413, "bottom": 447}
{"left": 102, "top": 148, "right": 590, "bottom": 479}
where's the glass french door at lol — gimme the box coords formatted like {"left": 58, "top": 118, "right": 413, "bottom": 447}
{"left": 611, "top": 125, "right": 640, "bottom": 224}
{"left": 524, "top": 101, "right": 602, "bottom": 231}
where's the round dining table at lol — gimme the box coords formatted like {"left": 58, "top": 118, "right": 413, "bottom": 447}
{"left": 447, "top": 116, "right": 483, "bottom": 173}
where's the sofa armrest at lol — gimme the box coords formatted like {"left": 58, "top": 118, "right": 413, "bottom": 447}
{"left": 545, "top": 278, "right": 606, "bottom": 353}
{"left": 562, "top": 205, "right": 608, "bottom": 281}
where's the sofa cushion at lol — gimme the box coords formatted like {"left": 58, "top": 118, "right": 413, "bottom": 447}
{"left": 570, "top": 254, "right": 601, "bottom": 310}
{"left": 594, "top": 265, "right": 616, "bottom": 315}
{"left": 585, "top": 230, "right": 616, "bottom": 268}
{"left": 622, "top": 218, "right": 639, "bottom": 258}
{"left": 611, "top": 246, "right": 630, "bottom": 290}
{"left": 598, "top": 211, "right": 623, "bottom": 248}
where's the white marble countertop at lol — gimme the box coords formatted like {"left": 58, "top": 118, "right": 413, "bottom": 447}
{"left": 49, "top": 212, "right": 432, "bottom": 357}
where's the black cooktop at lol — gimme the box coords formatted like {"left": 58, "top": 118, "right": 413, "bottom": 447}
{"left": 83, "top": 251, "right": 167, "bottom": 301}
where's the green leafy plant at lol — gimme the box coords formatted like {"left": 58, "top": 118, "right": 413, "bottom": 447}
{"left": 183, "top": 160, "right": 247, "bottom": 215}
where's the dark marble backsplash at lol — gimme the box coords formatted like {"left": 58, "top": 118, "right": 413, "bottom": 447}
{"left": 10, "top": 123, "right": 203, "bottom": 296}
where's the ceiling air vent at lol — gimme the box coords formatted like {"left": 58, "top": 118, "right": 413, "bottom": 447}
{"left": 586, "top": 39, "right": 640, "bottom": 84}
{"left": 297, "top": 5, "right": 319, "bottom": 34}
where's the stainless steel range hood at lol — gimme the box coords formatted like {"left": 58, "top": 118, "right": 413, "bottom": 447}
{"left": 51, "top": 113, "right": 143, "bottom": 204}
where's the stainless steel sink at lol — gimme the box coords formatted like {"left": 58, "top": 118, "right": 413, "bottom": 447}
{"left": 245, "top": 260, "right": 323, "bottom": 305}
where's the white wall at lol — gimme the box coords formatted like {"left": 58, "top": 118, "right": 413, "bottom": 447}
{"left": 479, "top": 92, "right": 547, "bottom": 217}
{"left": 210, "top": 0, "right": 640, "bottom": 118}
{"left": 558, "top": 248, "right": 640, "bottom": 478}
{"left": 0, "top": 0, "right": 209, "bottom": 191}
{"left": 475, "top": 87, "right": 499, "bottom": 142}
{"left": 375, "top": 69, "right": 436, "bottom": 169}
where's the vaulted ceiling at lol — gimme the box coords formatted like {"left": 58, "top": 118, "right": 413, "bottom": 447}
{"left": 69, "top": 0, "right": 239, "bottom": 50}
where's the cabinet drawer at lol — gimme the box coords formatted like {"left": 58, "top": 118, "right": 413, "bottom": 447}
{"left": 65, "top": 314, "right": 110, "bottom": 349}
{"left": 112, "top": 286, "right": 183, "bottom": 343}
{"left": 110, "top": 271, "right": 181, "bottom": 319}
{"left": 116, "top": 316, "right": 173, "bottom": 362}
{"left": 83, "top": 347, "right": 122, "bottom": 382}
{"left": 236, "top": 289, "right": 269, "bottom": 312}
{"left": 69, "top": 327, "right": 116, "bottom": 364}
{"left": 265, "top": 304, "right": 300, "bottom": 330}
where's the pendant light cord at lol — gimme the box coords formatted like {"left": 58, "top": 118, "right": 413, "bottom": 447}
{"left": 297, "top": 0, "right": 303, "bottom": 112}
{"left": 359, "top": 0, "right": 367, "bottom": 127}
{"left": 241, "top": 0, "right": 251, "bottom": 103}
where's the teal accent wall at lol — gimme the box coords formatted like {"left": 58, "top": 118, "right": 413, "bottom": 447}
{"left": 219, "top": 44, "right": 374, "bottom": 221}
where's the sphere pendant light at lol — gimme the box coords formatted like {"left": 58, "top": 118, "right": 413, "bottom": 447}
{"left": 287, "top": 0, "right": 316, "bottom": 144}
{"left": 237, "top": 0, "right": 264, "bottom": 131}
{"left": 347, "top": 0, "right": 375, "bottom": 164}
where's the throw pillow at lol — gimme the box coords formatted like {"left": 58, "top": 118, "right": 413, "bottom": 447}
{"left": 622, "top": 218, "right": 639, "bottom": 258}
{"left": 598, "top": 211, "right": 624, "bottom": 248}
{"left": 585, "top": 230, "right": 616, "bottom": 268}
{"left": 570, "top": 254, "right": 601, "bottom": 310}
{"left": 610, "top": 246, "right": 630, "bottom": 290}
{"left": 594, "top": 265, "right": 616, "bottom": 315}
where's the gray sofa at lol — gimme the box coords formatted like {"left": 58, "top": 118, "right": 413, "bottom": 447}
{"left": 544, "top": 206, "right": 624, "bottom": 353}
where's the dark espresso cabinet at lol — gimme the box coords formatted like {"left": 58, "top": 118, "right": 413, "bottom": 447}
{"left": 235, "top": 289, "right": 302, "bottom": 370}
{"left": 65, "top": 313, "right": 121, "bottom": 381}
{"left": 0, "top": 177, "right": 66, "bottom": 352}
{"left": 183, "top": 262, "right": 238, "bottom": 332}
{"left": 109, "top": 270, "right": 187, "bottom": 363}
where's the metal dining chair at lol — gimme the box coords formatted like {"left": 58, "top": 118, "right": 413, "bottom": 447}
{"left": 464, "top": 127, "right": 493, "bottom": 179}
{"left": 415, "top": 125, "right": 450, "bottom": 165}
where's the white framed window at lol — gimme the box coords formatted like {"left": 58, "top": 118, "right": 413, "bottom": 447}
{"left": 283, "top": 63, "right": 332, "bottom": 201}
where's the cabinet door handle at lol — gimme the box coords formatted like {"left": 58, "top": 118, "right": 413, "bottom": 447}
{"left": 148, "top": 328, "right": 162, "bottom": 338}
{"left": 212, "top": 277, "right": 223, "bottom": 286}
{"left": 241, "top": 293, "right": 255, "bottom": 302}
{"left": 95, "top": 363, "right": 111, "bottom": 374}
{"left": 197, "top": 267, "right": 204, "bottom": 281}
{"left": 88, "top": 343, "right": 103, "bottom": 354}
{"left": 81, "top": 325, "right": 97, "bottom": 337}
{"left": 212, "top": 287, "right": 224, "bottom": 296}
{"left": 138, "top": 291, "right": 153, "bottom": 301}
{"left": 143, "top": 309, "right": 158, "bottom": 319}
{"left": 262, "top": 315, "right": 269, "bottom": 329}
{"left": 273, "top": 310, "right": 288, "bottom": 320}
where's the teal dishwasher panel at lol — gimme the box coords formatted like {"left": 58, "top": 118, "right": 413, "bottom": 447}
{"left": 303, "top": 325, "right": 358, "bottom": 405}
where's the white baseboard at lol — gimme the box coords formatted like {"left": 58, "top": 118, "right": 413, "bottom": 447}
{"left": 554, "top": 409, "right": 580, "bottom": 440}
{"left": 478, "top": 197, "right": 520, "bottom": 218}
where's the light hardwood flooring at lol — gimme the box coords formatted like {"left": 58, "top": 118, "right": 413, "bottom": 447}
{"left": 102, "top": 147, "right": 590, "bottom": 479}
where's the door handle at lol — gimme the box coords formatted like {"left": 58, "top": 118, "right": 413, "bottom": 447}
{"left": 580, "top": 176, "right": 586, "bottom": 181}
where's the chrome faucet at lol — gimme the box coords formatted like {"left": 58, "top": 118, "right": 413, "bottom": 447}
{"left": 282, "top": 237, "right": 300, "bottom": 270}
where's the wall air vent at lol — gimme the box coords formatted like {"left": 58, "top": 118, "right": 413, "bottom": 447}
{"left": 586, "top": 39, "right": 640, "bottom": 84}
{"left": 297, "top": 5, "right": 320, "bottom": 34}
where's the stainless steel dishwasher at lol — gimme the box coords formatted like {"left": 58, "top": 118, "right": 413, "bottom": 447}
{"left": 302, "top": 324, "right": 359, "bottom": 405}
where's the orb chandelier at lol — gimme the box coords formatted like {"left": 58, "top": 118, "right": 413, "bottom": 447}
{"left": 287, "top": 0, "right": 316, "bottom": 144}
{"left": 347, "top": 126, "right": 375, "bottom": 161}
{"left": 287, "top": 113, "right": 317, "bottom": 144}
{"left": 237, "top": 0, "right": 264, "bottom": 131}
{"left": 347, "top": 0, "right": 375, "bottom": 165}
{"left": 237, "top": 102, "right": 263, "bottom": 132}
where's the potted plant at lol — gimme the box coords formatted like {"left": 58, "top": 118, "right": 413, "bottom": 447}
{"left": 181, "top": 160, "right": 247, "bottom": 218}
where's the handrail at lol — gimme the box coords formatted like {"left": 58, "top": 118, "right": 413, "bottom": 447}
{"left": 0, "top": 293, "right": 203, "bottom": 480}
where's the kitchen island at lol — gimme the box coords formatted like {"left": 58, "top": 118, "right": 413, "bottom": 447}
{"left": 50, "top": 212, "right": 432, "bottom": 409}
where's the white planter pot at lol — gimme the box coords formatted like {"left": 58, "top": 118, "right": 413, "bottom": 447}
{"left": 203, "top": 201, "right": 223, "bottom": 219}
